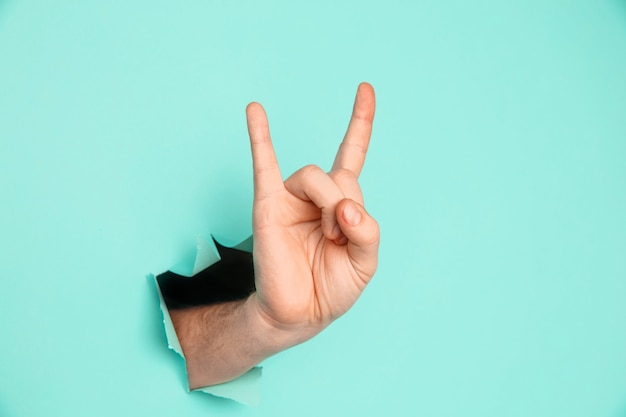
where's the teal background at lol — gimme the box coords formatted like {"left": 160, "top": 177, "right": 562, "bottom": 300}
{"left": 1, "top": 0, "right": 625, "bottom": 415}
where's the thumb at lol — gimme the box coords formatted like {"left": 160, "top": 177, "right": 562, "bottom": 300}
{"left": 336, "top": 198, "right": 380, "bottom": 281}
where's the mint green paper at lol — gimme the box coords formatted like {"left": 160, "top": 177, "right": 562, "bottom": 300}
{"left": 1, "top": 1, "right": 626, "bottom": 416}
{"left": 169, "top": 237, "right": 221, "bottom": 278}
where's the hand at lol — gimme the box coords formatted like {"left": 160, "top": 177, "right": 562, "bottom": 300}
{"left": 170, "top": 83, "right": 380, "bottom": 388}
{"left": 246, "top": 82, "right": 380, "bottom": 348}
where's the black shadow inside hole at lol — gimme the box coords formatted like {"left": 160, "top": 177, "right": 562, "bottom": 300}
{"left": 156, "top": 240, "right": 256, "bottom": 310}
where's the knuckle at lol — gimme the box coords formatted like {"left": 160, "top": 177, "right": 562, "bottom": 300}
{"left": 363, "top": 232, "right": 380, "bottom": 248}
{"left": 250, "top": 132, "right": 270, "bottom": 145}
{"left": 330, "top": 168, "right": 356, "bottom": 183}
{"left": 299, "top": 164, "right": 323, "bottom": 178}
{"left": 253, "top": 165, "right": 272, "bottom": 175}
{"left": 342, "top": 141, "right": 368, "bottom": 157}
{"left": 363, "top": 218, "right": 381, "bottom": 247}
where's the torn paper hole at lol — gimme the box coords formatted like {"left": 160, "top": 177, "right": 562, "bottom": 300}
{"left": 152, "top": 235, "right": 261, "bottom": 406}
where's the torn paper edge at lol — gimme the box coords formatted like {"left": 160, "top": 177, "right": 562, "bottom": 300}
{"left": 153, "top": 235, "right": 262, "bottom": 406}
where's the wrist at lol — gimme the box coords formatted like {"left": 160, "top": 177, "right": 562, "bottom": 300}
{"left": 243, "top": 293, "right": 321, "bottom": 355}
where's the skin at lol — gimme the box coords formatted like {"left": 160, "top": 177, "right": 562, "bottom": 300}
{"left": 170, "top": 82, "right": 380, "bottom": 389}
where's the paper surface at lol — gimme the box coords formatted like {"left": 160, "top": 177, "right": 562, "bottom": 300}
{"left": 153, "top": 236, "right": 261, "bottom": 406}
{"left": 169, "top": 237, "right": 221, "bottom": 277}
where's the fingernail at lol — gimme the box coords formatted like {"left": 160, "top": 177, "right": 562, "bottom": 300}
{"left": 343, "top": 201, "right": 362, "bottom": 226}
{"left": 336, "top": 234, "right": 348, "bottom": 246}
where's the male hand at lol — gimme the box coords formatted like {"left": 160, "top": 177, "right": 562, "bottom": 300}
{"left": 246, "top": 82, "right": 380, "bottom": 349}
{"left": 172, "top": 83, "right": 380, "bottom": 388}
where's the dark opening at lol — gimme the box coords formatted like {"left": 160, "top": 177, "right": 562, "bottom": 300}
{"left": 156, "top": 240, "right": 256, "bottom": 310}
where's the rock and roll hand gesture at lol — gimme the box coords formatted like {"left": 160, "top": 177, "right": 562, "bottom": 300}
{"left": 247, "top": 82, "right": 379, "bottom": 344}
{"left": 172, "top": 83, "right": 380, "bottom": 389}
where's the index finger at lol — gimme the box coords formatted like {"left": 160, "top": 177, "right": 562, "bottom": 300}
{"left": 331, "top": 82, "right": 376, "bottom": 177}
{"left": 246, "top": 102, "right": 284, "bottom": 199}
